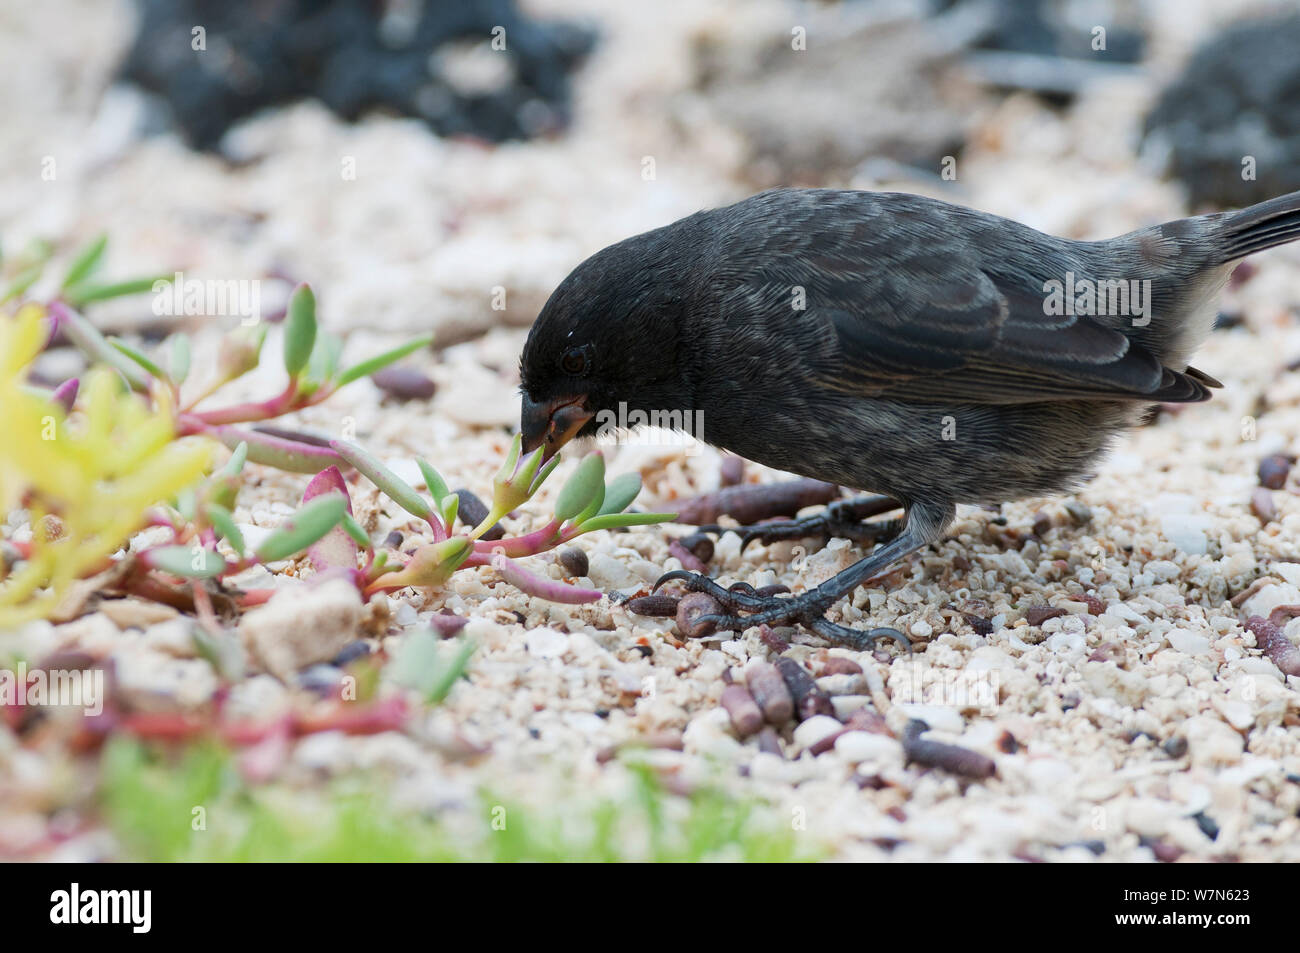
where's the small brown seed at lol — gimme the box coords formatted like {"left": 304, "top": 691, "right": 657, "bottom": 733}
{"left": 679, "top": 532, "right": 715, "bottom": 563}
{"left": 558, "top": 548, "right": 588, "bottom": 577}
{"left": 756, "top": 727, "right": 783, "bottom": 757}
{"left": 1025, "top": 605, "right": 1067, "bottom": 626}
{"left": 1080, "top": 593, "right": 1107, "bottom": 615}
{"left": 1251, "top": 486, "right": 1277, "bottom": 523}
{"left": 676, "top": 592, "right": 722, "bottom": 638}
{"left": 371, "top": 364, "right": 436, "bottom": 401}
{"left": 673, "top": 478, "right": 838, "bottom": 525}
{"left": 719, "top": 455, "right": 745, "bottom": 487}
{"left": 625, "top": 594, "right": 680, "bottom": 617}
{"left": 902, "top": 720, "right": 996, "bottom": 779}
{"left": 720, "top": 684, "right": 764, "bottom": 738}
{"left": 758, "top": 624, "right": 791, "bottom": 654}
{"left": 1064, "top": 500, "right": 1093, "bottom": 525}
{"left": 1245, "top": 612, "right": 1300, "bottom": 677}
{"left": 746, "top": 662, "right": 795, "bottom": 724}
{"left": 820, "top": 656, "right": 863, "bottom": 676}
{"left": 843, "top": 707, "right": 889, "bottom": 734}
{"left": 775, "top": 657, "right": 835, "bottom": 721}
{"left": 1257, "top": 453, "right": 1293, "bottom": 490}
{"left": 1088, "top": 641, "right": 1125, "bottom": 664}
{"left": 667, "top": 540, "right": 706, "bottom": 572}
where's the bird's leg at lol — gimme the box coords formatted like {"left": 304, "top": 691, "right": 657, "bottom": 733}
{"left": 651, "top": 501, "right": 954, "bottom": 651}
{"left": 698, "top": 494, "right": 905, "bottom": 553}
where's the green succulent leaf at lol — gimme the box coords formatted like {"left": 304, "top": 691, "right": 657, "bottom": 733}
{"left": 168, "top": 333, "right": 191, "bottom": 384}
{"left": 1, "top": 239, "right": 54, "bottom": 303}
{"left": 174, "top": 487, "right": 197, "bottom": 523}
{"left": 145, "top": 544, "right": 227, "bottom": 579}
{"left": 1, "top": 262, "right": 45, "bottom": 304}
{"left": 493, "top": 434, "right": 523, "bottom": 488}
{"left": 575, "top": 511, "right": 677, "bottom": 533}
{"left": 307, "top": 330, "right": 344, "bottom": 386}
{"left": 217, "top": 441, "right": 249, "bottom": 479}
{"left": 110, "top": 338, "right": 166, "bottom": 382}
{"left": 598, "top": 472, "right": 642, "bottom": 516}
{"left": 440, "top": 492, "right": 459, "bottom": 531}
{"left": 61, "top": 234, "right": 108, "bottom": 290}
{"left": 203, "top": 503, "right": 246, "bottom": 557}
{"left": 57, "top": 305, "right": 149, "bottom": 391}
{"left": 416, "top": 458, "right": 450, "bottom": 505}
{"left": 530, "top": 454, "right": 562, "bottom": 495}
{"left": 330, "top": 440, "right": 432, "bottom": 520}
{"left": 335, "top": 336, "right": 432, "bottom": 388}
{"left": 64, "top": 275, "right": 171, "bottom": 307}
{"left": 341, "top": 512, "right": 371, "bottom": 549}
{"left": 389, "top": 630, "right": 475, "bottom": 704}
{"left": 283, "top": 283, "right": 317, "bottom": 378}
{"left": 554, "top": 453, "right": 605, "bottom": 523}
{"left": 376, "top": 537, "right": 472, "bottom": 589}
{"left": 253, "top": 494, "right": 347, "bottom": 563}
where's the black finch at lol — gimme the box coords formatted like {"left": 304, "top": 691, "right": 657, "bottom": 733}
{"left": 519, "top": 187, "right": 1300, "bottom": 649}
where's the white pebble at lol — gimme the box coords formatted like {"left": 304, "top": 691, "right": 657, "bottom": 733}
{"left": 792, "top": 715, "right": 843, "bottom": 752}
{"left": 524, "top": 627, "right": 569, "bottom": 659}
{"left": 834, "top": 730, "right": 899, "bottom": 763}
{"left": 1166, "top": 629, "right": 1211, "bottom": 655}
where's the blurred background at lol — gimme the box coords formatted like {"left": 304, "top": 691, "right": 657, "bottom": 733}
{"left": 1, "top": 0, "right": 1298, "bottom": 346}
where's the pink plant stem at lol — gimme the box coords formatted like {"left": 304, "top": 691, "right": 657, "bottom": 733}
{"left": 50, "top": 378, "right": 79, "bottom": 413}
{"left": 426, "top": 514, "right": 448, "bottom": 543}
{"left": 191, "top": 580, "right": 226, "bottom": 643}
{"left": 186, "top": 381, "right": 305, "bottom": 426}
{"left": 490, "top": 552, "right": 601, "bottom": 604}
{"left": 469, "top": 519, "right": 564, "bottom": 558}
{"left": 235, "top": 588, "right": 276, "bottom": 608}
{"left": 189, "top": 420, "right": 346, "bottom": 470}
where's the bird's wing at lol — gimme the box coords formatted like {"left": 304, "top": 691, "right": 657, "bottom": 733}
{"left": 741, "top": 229, "right": 1212, "bottom": 404}
{"left": 822, "top": 268, "right": 1211, "bottom": 403}
{"left": 712, "top": 190, "right": 1215, "bottom": 404}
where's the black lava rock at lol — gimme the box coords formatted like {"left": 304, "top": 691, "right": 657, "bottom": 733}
{"left": 120, "top": 0, "right": 596, "bottom": 152}
{"left": 1143, "top": 14, "right": 1300, "bottom": 208}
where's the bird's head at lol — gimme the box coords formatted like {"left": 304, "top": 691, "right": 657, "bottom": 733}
{"left": 518, "top": 224, "right": 698, "bottom": 459}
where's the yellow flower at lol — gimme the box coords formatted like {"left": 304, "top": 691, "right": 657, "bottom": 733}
{"left": 0, "top": 304, "right": 212, "bottom": 626}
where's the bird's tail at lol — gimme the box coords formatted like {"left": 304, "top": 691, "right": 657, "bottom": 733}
{"left": 1218, "top": 189, "right": 1300, "bottom": 262}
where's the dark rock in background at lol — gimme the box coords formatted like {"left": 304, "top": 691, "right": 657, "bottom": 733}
{"left": 944, "top": 0, "right": 1144, "bottom": 63}
{"left": 938, "top": 0, "right": 1145, "bottom": 102}
{"left": 120, "top": 0, "right": 596, "bottom": 152}
{"left": 689, "top": 5, "right": 986, "bottom": 186}
{"left": 1143, "top": 13, "right": 1300, "bottom": 208}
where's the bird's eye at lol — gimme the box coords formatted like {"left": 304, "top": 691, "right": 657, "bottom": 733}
{"left": 560, "top": 346, "right": 589, "bottom": 376}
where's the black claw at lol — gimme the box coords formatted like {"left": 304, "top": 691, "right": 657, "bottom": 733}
{"left": 652, "top": 558, "right": 910, "bottom": 653}
{"left": 652, "top": 569, "right": 697, "bottom": 592}
{"left": 653, "top": 570, "right": 768, "bottom": 610}
{"left": 808, "top": 618, "right": 911, "bottom": 652}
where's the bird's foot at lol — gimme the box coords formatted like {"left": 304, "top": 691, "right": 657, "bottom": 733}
{"left": 697, "top": 495, "right": 905, "bottom": 553}
{"left": 649, "top": 570, "right": 910, "bottom": 652}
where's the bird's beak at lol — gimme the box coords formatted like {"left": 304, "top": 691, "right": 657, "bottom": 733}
{"left": 520, "top": 393, "right": 593, "bottom": 460}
